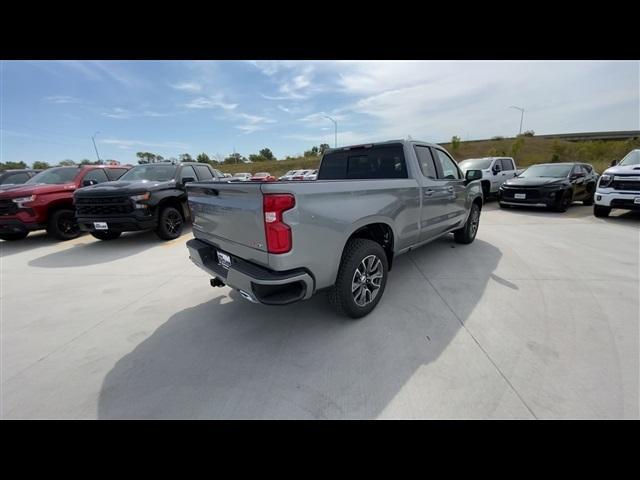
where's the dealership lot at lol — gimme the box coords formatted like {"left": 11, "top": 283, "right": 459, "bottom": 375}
{"left": 1, "top": 202, "right": 638, "bottom": 419}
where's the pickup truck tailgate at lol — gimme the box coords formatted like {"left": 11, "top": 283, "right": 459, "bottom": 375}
{"left": 186, "top": 182, "right": 269, "bottom": 265}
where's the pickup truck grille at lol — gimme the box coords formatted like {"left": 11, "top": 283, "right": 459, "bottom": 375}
{"left": 0, "top": 199, "right": 18, "bottom": 216}
{"left": 612, "top": 180, "right": 640, "bottom": 191}
{"left": 75, "top": 196, "right": 134, "bottom": 216}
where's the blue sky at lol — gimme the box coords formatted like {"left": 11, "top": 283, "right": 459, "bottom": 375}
{"left": 1, "top": 60, "right": 638, "bottom": 166}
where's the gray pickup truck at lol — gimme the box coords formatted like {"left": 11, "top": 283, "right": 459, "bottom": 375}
{"left": 186, "top": 140, "right": 484, "bottom": 318}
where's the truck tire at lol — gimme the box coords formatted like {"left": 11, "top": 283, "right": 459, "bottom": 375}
{"left": 155, "top": 206, "right": 183, "bottom": 240}
{"left": 593, "top": 205, "right": 611, "bottom": 218}
{"left": 328, "top": 238, "right": 388, "bottom": 319}
{"left": 481, "top": 181, "right": 490, "bottom": 199}
{"left": 454, "top": 202, "right": 480, "bottom": 244}
{"left": 47, "top": 209, "right": 80, "bottom": 240}
{"left": 91, "top": 231, "right": 122, "bottom": 241}
{"left": 582, "top": 191, "right": 594, "bottom": 206}
{"left": 552, "top": 190, "right": 572, "bottom": 212}
{"left": 0, "top": 232, "right": 29, "bottom": 241}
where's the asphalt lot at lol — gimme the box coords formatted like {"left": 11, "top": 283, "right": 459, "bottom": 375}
{"left": 1, "top": 201, "right": 638, "bottom": 419}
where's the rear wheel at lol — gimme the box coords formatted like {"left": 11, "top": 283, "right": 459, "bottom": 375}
{"left": 47, "top": 209, "right": 80, "bottom": 240}
{"left": 593, "top": 205, "right": 611, "bottom": 218}
{"left": 0, "top": 232, "right": 28, "bottom": 241}
{"left": 328, "top": 238, "right": 388, "bottom": 319}
{"left": 155, "top": 206, "right": 183, "bottom": 240}
{"left": 454, "top": 202, "right": 481, "bottom": 244}
{"left": 91, "top": 231, "right": 122, "bottom": 241}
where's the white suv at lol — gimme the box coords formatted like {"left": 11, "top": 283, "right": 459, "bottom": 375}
{"left": 458, "top": 157, "right": 518, "bottom": 198}
{"left": 594, "top": 149, "right": 640, "bottom": 217}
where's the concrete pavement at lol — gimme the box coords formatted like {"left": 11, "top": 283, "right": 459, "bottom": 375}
{"left": 1, "top": 202, "right": 638, "bottom": 419}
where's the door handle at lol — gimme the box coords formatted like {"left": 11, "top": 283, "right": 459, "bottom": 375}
{"left": 447, "top": 186, "right": 455, "bottom": 192}
{"left": 424, "top": 189, "right": 434, "bottom": 197}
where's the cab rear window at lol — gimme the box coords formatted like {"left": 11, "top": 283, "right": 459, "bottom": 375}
{"left": 318, "top": 144, "right": 407, "bottom": 180}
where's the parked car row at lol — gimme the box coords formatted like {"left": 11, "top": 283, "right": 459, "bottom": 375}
{"left": 0, "top": 162, "right": 222, "bottom": 241}
{"left": 226, "top": 170, "right": 319, "bottom": 182}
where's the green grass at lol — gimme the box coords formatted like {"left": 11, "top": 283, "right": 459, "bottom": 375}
{"left": 216, "top": 137, "right": 639, "bottom": 178}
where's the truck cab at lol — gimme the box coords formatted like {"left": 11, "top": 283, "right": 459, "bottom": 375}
{"left": 458, "top": 157, "right": 517, "bottom": 198}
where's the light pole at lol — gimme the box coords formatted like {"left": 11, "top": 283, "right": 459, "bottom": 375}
{"left": 91, "top": 131, "right": 102, "bottom": 163}
{"left": 509, "top": 106, "right": 525, "bottom": 136}
{"left": 322, "top": 114, "right": 338, "bottom": 148}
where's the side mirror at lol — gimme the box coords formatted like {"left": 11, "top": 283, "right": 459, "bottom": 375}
{"left": 610, "top": 159, "right": 618, "bottom": 167}
{"left": 181, "top": 177, "right": 196, "bottom": 186}
{"left": 465, "top": 169, "right": 483, "bottom": 184}
{"left": 82, "top": 179, "right": 98, "bottom": 187}
{"left": 492, "top": 165, "right": 501, "bottom": 175}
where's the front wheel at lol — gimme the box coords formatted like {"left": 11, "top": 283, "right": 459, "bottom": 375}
{"left": 47, "top": 209, "right": 80, "bottom": 240}
{"left": 0, "top": 232, "right": 28, "bottom": 241}
{"left": 328, "top": 238, "right": 388, "bottom": 319}
{"left": 593, "top": 205, "right": 611, "bottom": 218}
{"left": 454, "top": 202, "right": 481, "bottom": 244}
{"left": 155, "top": 206, "right": 184, "bottom": 240}
{"left": 91, "top": 231, "right": 122, "bottom": 241}
{"left": 553, "top": 190, "right": 572, "bottom": 212}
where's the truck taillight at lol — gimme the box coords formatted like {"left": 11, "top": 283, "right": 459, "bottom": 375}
{"left": 263, "top": 193, "right": 295, "bottom": 254}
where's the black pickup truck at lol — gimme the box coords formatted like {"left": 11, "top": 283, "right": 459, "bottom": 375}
{"left": 74, "top": 162, "right": 223, "bottom": 240}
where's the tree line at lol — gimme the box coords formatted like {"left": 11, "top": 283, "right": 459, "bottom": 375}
{"left": 0, "top": 143, "right": 333, "bottom": 171}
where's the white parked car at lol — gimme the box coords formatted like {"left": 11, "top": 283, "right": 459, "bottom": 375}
{"left": 458, "top": 157, "right": 518, "bottom": 198}
{"left": 279, "top": 170, "right": 302, "bottom": 181}
{"left": 230, "top": 172, "right": 252, "bottom": 182}
{"left": 594, "top": 149, "right": 640, "bottom": 217}
{"left": 302, "top": 169, "right": 318, "bottom": 180}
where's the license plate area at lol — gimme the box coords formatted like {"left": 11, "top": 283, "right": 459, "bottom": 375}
{"left": 217, "top": 251, "right": 231, "bottom": 269}
{"left": 94, "top": 222, "right": 108, "bottom": 230}
{"left": 514, "top": 193, "right": 526, "bottom": 200}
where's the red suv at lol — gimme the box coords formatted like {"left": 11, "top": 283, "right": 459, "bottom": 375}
{"left": 0, "top": 165, "right": 130, "bottom": 241}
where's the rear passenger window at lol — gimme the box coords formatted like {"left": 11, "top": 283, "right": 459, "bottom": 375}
{"left": 318, "top": 145, "right": 407, "bottom": 180}
{"left": 432, "top": 149, "right": 461, "bottom": 180}
{"left": 106, "top": 168, "right": 128, "bottom": 180}
{"left": 414, "top": 146, "right": 437, "bottom": 179}
{"left": 194, "top": 165, "right": 213, "bottom": 181}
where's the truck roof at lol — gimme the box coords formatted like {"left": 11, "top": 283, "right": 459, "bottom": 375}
{"left": 323, "top": 139, "right": 443, "bottom": 155}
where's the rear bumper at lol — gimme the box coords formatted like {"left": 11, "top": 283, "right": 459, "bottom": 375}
{"left": 186, "top": 238, "right": 314, "bottom": 305}
{"left": 0, "top": 218, "right": 45, "bottom": 234}
{"left": 595, "top": 190, "right": 640, "bottom": 210}
{"left": 77, "top": 215, "right": 157, "bottom": 232}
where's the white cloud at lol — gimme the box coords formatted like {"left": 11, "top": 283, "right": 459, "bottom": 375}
{"left": 101, "top": 108, "right": 173, "bottom": 119}
{"left": 184, "top": 95, "right": 238, "bottom": 111}
{"left": 170, "top": 82, "right": 202, "bottom": 92}
{"left": 100, "top": 138, "right": 190, "bottom": 150}
{"left": 43, "top": 95, "right": 83, "bottom": 104}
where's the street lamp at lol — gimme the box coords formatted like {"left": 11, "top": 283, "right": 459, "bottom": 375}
{"left": 509, "top": 106, "right": 525, "bottom": 136}
{"left": 91, "top": 131, "right": 102, "bottom": 163}
{"left": 322, "top": 114, "right": 338, "bottom": 148}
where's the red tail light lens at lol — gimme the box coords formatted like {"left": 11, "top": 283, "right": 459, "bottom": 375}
{"left": 263, "top": 193, "right": 295, "bottom": 253}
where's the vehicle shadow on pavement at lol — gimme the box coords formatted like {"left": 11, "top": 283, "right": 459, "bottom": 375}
{"left": 0, "top": 231, "right": 64, "bottom": 258}
{"left": 28, "top": 227, "right": 192, "bottom": 268}
{"left": 97, "top": 237, "right": 503, "bottom": 419}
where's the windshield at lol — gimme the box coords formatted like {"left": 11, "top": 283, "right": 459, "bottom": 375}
{"left": 459, "top": 158, "right": 493, "bottom": 170}
{"left": 26, "top": 167, "right": 79, "bottom": 185}
{"left": 119, "top": 165, "right": 177, "bottom": 182}
{"left": 619, "top": 150, "right": 640, "bottom": 166}
{"left": 519, "top": 164, "right": 572, "bottom": 178}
